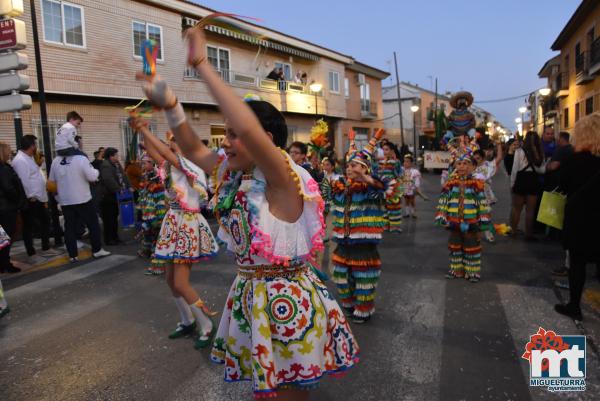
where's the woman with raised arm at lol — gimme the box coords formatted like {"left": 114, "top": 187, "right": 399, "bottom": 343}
{"left": 129, "top": 119, "right": 218, "bottom": 349}
{"left": 136, "top": 29, "right": 358, "bottom": 401}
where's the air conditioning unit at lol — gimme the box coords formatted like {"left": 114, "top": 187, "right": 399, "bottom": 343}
{"left": 192, "top": 110, "right": 201, "bottom": 120}
{"left": 355, "top": 73, "right": 365, "bottom": 86}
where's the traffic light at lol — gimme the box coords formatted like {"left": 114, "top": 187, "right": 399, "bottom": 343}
{"left": 0, "top": 0, "right": 30, "bottom": 113}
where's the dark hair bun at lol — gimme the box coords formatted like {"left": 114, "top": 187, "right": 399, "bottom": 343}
{"left": 246, "top": 100, "right": 288, "bottom": 148}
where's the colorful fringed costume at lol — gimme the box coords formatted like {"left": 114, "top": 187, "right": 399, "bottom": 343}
{"left": 378, "top": 158, "right": 404, "bottom": 232}
{"left": 154, "top": 155, "right": 218, "bottom": 264}
{"left": 330, "top": 177, "right": 389, "bottom": 321}
{"left": 137, "top": 166, "right": 168, "bottom": 274}
{"left": 210, "top": 151, "right": 358, "bottom": 399}
{"left": 435, "top": 175, "right": 491, "bottom": 281}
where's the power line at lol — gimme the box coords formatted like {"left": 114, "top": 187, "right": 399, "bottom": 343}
{"left": 474, "top": 90, "right": 537, "bottom": 104}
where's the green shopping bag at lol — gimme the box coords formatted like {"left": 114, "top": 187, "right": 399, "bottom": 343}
{"left": 537, "top": 191, "right": 567, "bottom": 229}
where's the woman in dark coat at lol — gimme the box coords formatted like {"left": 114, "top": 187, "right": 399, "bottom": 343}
{"left": 98, "top": 148, "right": 131, "bottom": 245}
{"left": 555, "top": 114, "right": 600, "bottom": 321}
{"left": 0, "top": 143, "right": 27, "bottom": 273}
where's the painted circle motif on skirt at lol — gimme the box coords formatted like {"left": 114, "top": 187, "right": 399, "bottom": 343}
{"left": 266, "top": 280, "right": 316, "bottom": 344}
{"left": 269, "top": 294, "right": 298, "bottom": 325}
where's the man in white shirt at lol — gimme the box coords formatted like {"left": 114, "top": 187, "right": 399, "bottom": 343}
{"left": 11, "top": 135, "right": 62, "bottom": 261}
{"left": 49, "top": 153, "right": 110, "bottom": 262}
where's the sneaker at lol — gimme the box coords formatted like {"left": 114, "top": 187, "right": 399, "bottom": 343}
{"left": 552, "top": 267, "right": 569, "bottom": 277}
{"left": 411, "top": 214, "right": 417, "bottom": 219}
{"left": 484, "top": 231, "right": 495, "bottom": 243}
{"left": 93, "top": 249, "right": 111, "bottom": 258}
{"left": 40, "top": 248, "right": 64, "bottom": 257}
{"left": 69, "top": 257, "right": 79, "bottom": 263}
{"left": 168, "top": 321, "right": 196, "bottom": 339}
{"left": 144, "top": 268, "right": 154, "bottom": 276}
{"left": 468, "top": 276, "right": 480, "bottom": 283}
{"left": 0, "top": 306, "right": 10, "bottom": 319}
{"left": 1, "top": 264, "right": 21, "bottom": 274}
{"left": 554, "top": 303, "right": 583, "bottom": 321}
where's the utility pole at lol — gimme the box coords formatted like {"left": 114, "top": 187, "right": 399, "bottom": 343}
{"left": 30, "top": 0, "right": 62, "bottom": 245}
{"left": 393, "top": 52, "right": 405, "bottom": 147}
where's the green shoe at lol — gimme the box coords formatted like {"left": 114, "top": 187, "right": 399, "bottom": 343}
{"left": 168, "top": 321, "right": 196, "bottom": 339}
{"left": 194, "top": 321, "right": 216, "bottom": 350}
{"left": 0, "top": 306, "right": 10, "bottom": 319}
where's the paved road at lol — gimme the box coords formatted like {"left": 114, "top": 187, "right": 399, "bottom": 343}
{"left": 1, "top": 171, "right": 599, "bottom": 401}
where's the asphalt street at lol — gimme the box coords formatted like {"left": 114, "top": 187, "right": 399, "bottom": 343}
{"left": 1, "top": 170, "right": 599, "bottom": 401}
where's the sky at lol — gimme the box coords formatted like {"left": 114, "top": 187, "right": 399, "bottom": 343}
{"left": 191, "top": 0, "right": 579, "bottom": 128}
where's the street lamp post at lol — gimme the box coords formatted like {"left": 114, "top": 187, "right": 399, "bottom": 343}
{"left": 519, "top": 106, "right": 527, "bottom": 132}
{"left": 410, "top": 104, "right": 419, "bottom": 159}
{"left": 309, "top": 82, "right": 322, "bottom": 118}
{"left": 515, "top": 117, "right": 522, "bottom": 136}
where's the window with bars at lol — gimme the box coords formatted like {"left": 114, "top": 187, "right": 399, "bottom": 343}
{"left": 32, "top": 118, "right": 65, "bottom": 157}
{"left": 41, "top": 0, "right": 85, "bottom": 47}
{"left": 207, "top": 46, "right": 230, "bottom": 81}
{"left": 132, "top": 21, "right": 163, "bottom": 61}
{"left": 575, "top": 102, "right": 581, "bottom": 122}
{"left": 121, "top": 119, "right": 156, "bottom": 160}
{"left": 563, "top": 107, "right": 569, "bottom": 128}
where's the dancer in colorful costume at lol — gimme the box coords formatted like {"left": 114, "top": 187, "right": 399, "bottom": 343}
{"left": 402, "top": 154, "right": 422, "bottom": 218}
{"left": 435, "top": 143, "right": 491, "bottom": 283}
{"left": 331, "top": 129, "right": 392, "bottom": 323}
{"left": 129, "top": 119, "right": 219, "bottom": 349}
{"left": 378, "top": 141, "right": 404, "bottom": 232}
{"left": 0, "top": 224, "right": 10, "bottom": 319}
{"left": 136, "top": 152, "right": 168, "bottom": 275}
{"left": 136, "top": 28, "right": 358, "bottom": 400}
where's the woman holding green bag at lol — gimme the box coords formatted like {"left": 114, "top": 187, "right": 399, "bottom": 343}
{"left": 555, "top": 114, "right": 600, "bottom": 321}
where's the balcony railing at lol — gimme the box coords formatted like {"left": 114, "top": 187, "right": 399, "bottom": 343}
{"left": 575, "top": 51, "right": 594, "bottom": 84}
{"left": 184, "top": 67, "right": 322, "bottom": 96}
{"left": 575, "top": 51, "right": 589, "bottom": 74}
{"left": 360, "top": 100, "right": 378, "bottom": 119}
{"left": 590, "top": 37, "right": 600, "bottom": 74}
{"left": 552, "top": 72, "right": 569, "bottom": 92}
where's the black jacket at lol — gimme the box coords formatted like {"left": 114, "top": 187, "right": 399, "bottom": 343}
{"left": 97, "top": 160, "right": 130, "bottom": 202}
{"left": 560, "top": 152, "right": 600, "bottom": 258}
{"left": 0, "top": 162, "right": 27, "bottom": 212}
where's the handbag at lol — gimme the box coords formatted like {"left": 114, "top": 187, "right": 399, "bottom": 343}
{"left": 536, "top": 189, "right": 566, "bottom": 229}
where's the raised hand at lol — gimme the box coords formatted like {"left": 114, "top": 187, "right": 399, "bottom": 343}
{"left": 186, "top": 27, "right": 208, "bottom": 69}
{"left": 135, "top": 73, "right": 177, "bottom": 110}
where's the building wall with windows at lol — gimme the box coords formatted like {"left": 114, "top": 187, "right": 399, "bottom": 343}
{"left": 0, "top": 0, "right": 384, "bottom": 162}
{"left": 549, "top": 0, "right": 600, "bottom": 131}
{"left": 338, "top": 64, "right": 389, "bottom": 156}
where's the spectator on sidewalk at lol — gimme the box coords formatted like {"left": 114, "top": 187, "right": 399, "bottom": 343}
{"left": 555, "top": 114, "right": 600, "bottom": 321}
{"left": 545, "top": 131, "right": 573, "bottom": 191}
{"left": 11, "top": 135, "right": 62, "bottom": 263}
{"left": 91, "top": 147, "right": 105, "bottom": 170}
{"left": 0, "top": 142, "right": 27, "bottom": 273}
{"left": 510, "top": 131, "right": 546, "bottom": 241}
{"left": 98, "top": 148, "right": 131, "bottom": 245}
{"left": 48, "top": 151, "right": 110, "bottom": 262}
{"left": 541, "top": 127, "right": 556, "bottom": 161}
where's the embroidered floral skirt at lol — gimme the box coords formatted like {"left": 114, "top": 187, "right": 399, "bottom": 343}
{"left": 154, "top": 209, "right": 218, "bottom": 264}
{"left": 210, "top": 266, "right": 359, "bottom": 399}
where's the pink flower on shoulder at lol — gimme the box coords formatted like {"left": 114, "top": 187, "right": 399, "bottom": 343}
{"left": 306, "top": 179, "right": 319, "bottom": 193}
